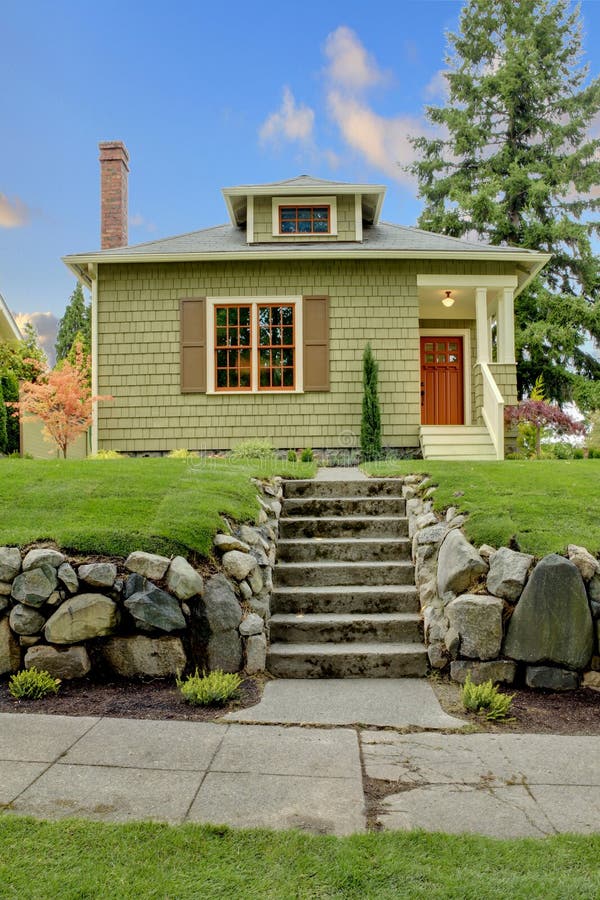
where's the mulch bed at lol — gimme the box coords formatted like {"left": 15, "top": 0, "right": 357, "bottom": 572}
{"left": 432, "top": 678, "right": 600, "bottom": 735}
{"left": 0, "top": 675, "right": 263, "bottom": 722}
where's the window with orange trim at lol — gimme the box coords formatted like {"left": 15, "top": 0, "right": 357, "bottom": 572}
{"left": 258, "top": 304, "right": 295, "bottom": 389}
{"left": 279, "top": 205, "right": 329, "bottom": 234}
{"left": 214, "top": 305, "right": 252, "bottom": 390}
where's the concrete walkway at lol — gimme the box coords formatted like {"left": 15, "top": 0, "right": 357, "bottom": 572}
{"left": 1, "top": 712, "right": 600, "bottom": 837}
{"left": 314, "top": 466, "right": 367, "bottom": 480}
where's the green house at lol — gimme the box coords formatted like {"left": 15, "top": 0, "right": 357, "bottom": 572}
{"left": 63, "top": 142, "right": 550, "bottom": 460}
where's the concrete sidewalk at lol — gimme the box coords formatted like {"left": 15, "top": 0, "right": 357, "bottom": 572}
{"left": 1, "top": 712, "right": 599, "bottom": 837}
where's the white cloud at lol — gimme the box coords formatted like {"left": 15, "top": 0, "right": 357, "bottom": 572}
{"left": 324, "top": 25, "right": 388, "bottom": 91}
{"left": 259, "top": 87, "right": 315, "bottom": 146}
{"left": 14, "top": 312, "right": 57, "bottom": 366}
{"left": 0, "top": 194, "right": 32, "bottom": 228}
{"left": 424, "top": 69, "right": 449, "bottom": 101}
{"left": 130, "top": 212, "right": 157, "bottom": 233}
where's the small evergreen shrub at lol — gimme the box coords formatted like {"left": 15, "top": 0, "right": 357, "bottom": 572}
{"left": 361, "top": 344, "right": 382, "bottom": 461}
{"left": 167, "top": 448, "right": 199, "bottom": 458}
{"left": 300, "top": 447, "right": 314, "bottom": 462}
{"left": 287, "top": 449, "right": 298, "bottom": 462}
{"left": 461, "top": 674, "right": 514, "bottom": 721}
{"left": 589, "top": 447, "right": 600, "bottom": 459}
{"left": 177, "top": 669, "right": 242, "bottom": 706}
{"left": 231, "top": 439, "right": 275, "bottom": 460}
{"left": 9, "top": 667, "right": 60, "bottom": 700}
{"left": 573, "top": 448, "right": 584, "bottom": 459}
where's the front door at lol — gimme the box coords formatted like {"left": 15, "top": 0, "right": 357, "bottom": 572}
{"left": 420, "top": 336, "right": 464, "bottom": 425}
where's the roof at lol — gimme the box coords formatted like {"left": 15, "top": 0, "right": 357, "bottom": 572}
{"left": 0, "top": 292, "right": 22, "bottom": 341}
{"left": 64, "top": 220, "right": 547, "bottom": 261}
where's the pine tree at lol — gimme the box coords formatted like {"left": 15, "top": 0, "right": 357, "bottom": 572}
{"left": 410, "top": 0, "right": 600, "bottom": 403}
{"left": 55, "top": 282, "right": 91, "bottom": 362}
{"left": 0, "top": 372, "right": 19, "bottom": 453}
{"left": 361, "top": 344, "right": 382, "bottom": 461}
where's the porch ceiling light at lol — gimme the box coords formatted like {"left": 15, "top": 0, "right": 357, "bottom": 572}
{"left": 442, "top": 290, "right": 455, "bottom": 308}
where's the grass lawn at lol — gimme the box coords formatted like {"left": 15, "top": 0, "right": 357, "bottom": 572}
{"left": 0, "top": 457, "right": 315, "bottom": 559}
{"left": 363, "top": 459, "right": 600, "bottom": 557}
{"left": 0, "top": 818, "right": 598, "bottom": 899}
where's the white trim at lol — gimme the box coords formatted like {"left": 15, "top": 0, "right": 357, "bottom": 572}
{"left": 90, "top": 266, "right": 99, "bottom": 454}
{"left": 271, "top": 196, "right": 338, "bottom": 237}
{"left": 499, "top": 287, "right": 516, "bottom": 364}
{"left": 206, "top": 296, "right": 303, "bottom": 395}
{"left": 246, "top": 195, "right": 254, "bottom": 244}
{"left": 475, "top": 287, "right": 490, "bottom": 364}
{"left": 417, "top": 274, "right": 518, "bottom": 288}
{"left": 419, "top": 328, "right": 472, "bottom": 426}
{"left": 355, "top": 194, "right": 363, "bottom": 242}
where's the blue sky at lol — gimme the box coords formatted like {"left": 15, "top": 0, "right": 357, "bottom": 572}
{"left": 1, "top": 0, "right": 599, "bottom": 359}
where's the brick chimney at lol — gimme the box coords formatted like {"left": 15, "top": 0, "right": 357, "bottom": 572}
{"left": 99, "top": 141, "right": 129, "bottom": 249}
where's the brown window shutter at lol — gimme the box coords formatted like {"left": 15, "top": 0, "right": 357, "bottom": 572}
{"left": 180, "top": 298, "right": 207, "bottom": 392}
{"left": 303, "top": 295, "right": 330, "bottom": 391}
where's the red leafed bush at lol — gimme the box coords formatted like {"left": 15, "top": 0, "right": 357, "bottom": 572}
{"left": 505, "top": 400, "right": 585, "bottom": 458}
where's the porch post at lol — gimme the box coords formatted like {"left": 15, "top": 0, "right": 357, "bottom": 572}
{"left": 499, "top": 287, "right": 516, "bottom": 364}
{"left": 475, "top": 287, "right": 490, "bottom": 364}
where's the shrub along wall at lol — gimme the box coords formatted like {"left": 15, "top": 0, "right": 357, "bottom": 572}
{"left": 0, "top": 480, "right": 283, "bottom": 682}
{"left": 406, "top": 478, "right": 600, "bottom": 691}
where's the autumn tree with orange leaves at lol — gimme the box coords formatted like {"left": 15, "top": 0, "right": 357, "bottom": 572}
{"left": 12, "top": 344, "right": 111, "bottom": 458}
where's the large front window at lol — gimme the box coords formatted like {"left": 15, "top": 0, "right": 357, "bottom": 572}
{"left": 212, "top": 301, "right": 298, "bottom": 392}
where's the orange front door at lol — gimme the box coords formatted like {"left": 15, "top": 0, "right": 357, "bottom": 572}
{"left": 420, "top": 336, "right": 464, "bottom": 425}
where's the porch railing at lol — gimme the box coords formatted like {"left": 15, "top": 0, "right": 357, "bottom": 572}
{"left": 480, "top": 362, "right": 505, "bottom": 460}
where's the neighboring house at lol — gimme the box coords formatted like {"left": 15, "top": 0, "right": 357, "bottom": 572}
{"left": 63, "top": 142, "right": 550, "bottom": 460}
{"left": 0, "top": 292, "right": 22, "bottom": 342}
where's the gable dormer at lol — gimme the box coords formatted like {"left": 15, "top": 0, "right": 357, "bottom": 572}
{"left": 222, "top": 175, "right": 386, "bottom": 244}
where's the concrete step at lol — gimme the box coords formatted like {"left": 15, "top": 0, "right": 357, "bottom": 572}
{"left": 271, "top": 584, "right": 420, "bottom": 615}
{"left": 282, "top": 496, "right": 406, "bottom": 518}
{"left": 283, "top": 478, "right": 403, "bottom": 499}
{"left": 267, "top": 642, "right": 428, "bottom": 678}
{"left": 274, "top": 560, "right": 415, "bottom": 587}
{"left": 279, "top": 516, "right": 409, "bottom": 540}
{"left": 270, "top": 612, "right": 422, "bottom": 644}
{"left": 276, "top": 537, "right": 411, "bottom": 563}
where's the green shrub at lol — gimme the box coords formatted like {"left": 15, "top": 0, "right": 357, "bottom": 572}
{"left": 231, "top": 439, "right": 275, "bottom": 461}
{"left": 300, "top": 447, "right": 314, "bottom": 463}
{"left": 1, "top": 372, "right": 19, "bottom": 454}
{"left": 167, "top": 448, "right": 199, "bottom": 458}
{"left": 461, "top": 674, "right": 514, "bottom": 721}
{"left": 177, "top": 669, "right": 242, "bottom": 706}
{"left": 286, "top": 449, "right": 298, "bottom": 462}
{"left": 87, "top": 449, "right": 124, "bottom": 459}
{"left": 589, "top": 447, "right": 600, "bottom": 459}
{"left": 0, "top": 381, "right": 7, "bottom": 456}
{"left": 573, "top": 448, "right": 585, "bottom": 459}
{"left": 9, "top": 667, "right": 60, "bottom": 700}
{"left": 549, "top": 441, "right": 574, "bottom": 460}
{"left": 361, "top": 343, "right": 382, "bottom": 461}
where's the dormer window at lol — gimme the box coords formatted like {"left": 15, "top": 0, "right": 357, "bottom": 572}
{"left": 271, "top": 195, "right": 338, "bottom": 238}
{"left": 279, "top": 205, "right": 330, "bottom": 234}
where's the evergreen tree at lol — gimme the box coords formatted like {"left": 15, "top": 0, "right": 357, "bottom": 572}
{"left": 0, "top": 325, "right": 47, "bottom": 383}
{"left": 0, "top": 382, "right": 7, "bottom": 455}
{"left": 361, "top": 344, "right": 382, "bottom": 461}
{"left": 55, "top": 282, "right": 91, "bottom": 362}
{"left": 0, "top": 372, "right": 19, "bottom": 453}
{"left": 410, "top": 0, "right": 600, "bottom": 402}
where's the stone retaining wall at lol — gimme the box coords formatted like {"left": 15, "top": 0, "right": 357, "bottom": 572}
{"left": 405, "top": 476, "right": 600, "bottom": 691}
{"left": 0, "top": 479, "right": 282, "bottom": 682}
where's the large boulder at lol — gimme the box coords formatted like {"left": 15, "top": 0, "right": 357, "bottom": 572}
{"left": 222, "top": 550, "right": 257, "bottom": 581}
{"left": 525, "top": 666, "right": 579, "bottom": 691}
{"left": 0, "top": 617, "right": 20, "bottom": 674}
{"left": 446, "top": 594, "right": 503, "bottom": 660}
{"left": 166, "top": 556, "right": 204, "bottom": 600}
{"left": 44, "top": 593, "right": 119, "bottom": 644}
{"left": 125, "top": 587, "right": 186, "bottom": 633}
{"left": 214, "top": 533, "right": 251, "bottom": 554}
{"left": 486, "top": 547, "right": 533, "bottom": 601}
{"left": 567, "top": 545, "right": 599, "bottom": 582}
{"left": 202, "top": 574, "right": 243, "bottom": 633}
{"left": 25, "top": 644, "right": 91, "bottom": 680}
{"left": 504, "top": 554, "right": 593, "bottom": 669}
{"left": 0, "top": 547, "right": 21, "bottom": 582}
{"left": 125, "top": 551, "right": 170, "bottom": 581}
{"left": 78, "top": 563, "right": 117, "bottom": 589}
{"left": 437, "top": 530, "right": 488, "bottom": 597}
{"left": 101, "top": 635, "right": 186, "bottom": 677}
{"left": 207, "top": 630, "right": 242, "bottom": 672}
{"left": 9, "top": 604, "right": 45, "bottom": 636}
{"left": 57, "top": 562, "right": 79, "bottom": 594}
{"left": 22, "top": 548, "right": 65, "bottom": 571}
{"left": 11, "top": 564, "right": 57, "bottom": 607}
{"left": 239, "top": 613, "right": 264, "bottom": 636}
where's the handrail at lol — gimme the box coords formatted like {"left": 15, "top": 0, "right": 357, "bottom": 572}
{"left": 480, "top": 362, "right": 504, "bottom": 460}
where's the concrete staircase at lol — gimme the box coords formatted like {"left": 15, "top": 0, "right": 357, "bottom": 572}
{"left": 420, "top": 425, "right": 497, "bottom": 461}
{"left": 267, "top": 477, "right": 427, "bottom": 678}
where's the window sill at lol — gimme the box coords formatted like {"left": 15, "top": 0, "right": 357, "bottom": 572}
{"left": 207, "top": 389, "right": 304, "bottom": 396}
